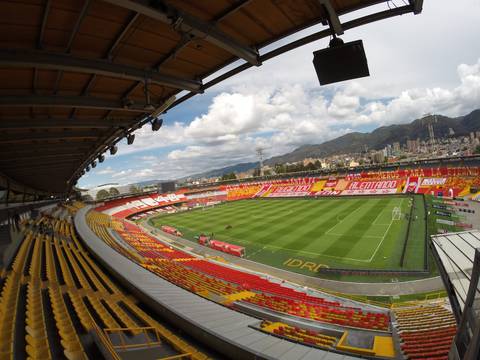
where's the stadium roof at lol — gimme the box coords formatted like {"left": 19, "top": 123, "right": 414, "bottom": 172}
{"left": 0, "top": 0, "right": 423, "bottom": 195}
{"left": 432, "top": 230, "right": 480, "bottom": 316}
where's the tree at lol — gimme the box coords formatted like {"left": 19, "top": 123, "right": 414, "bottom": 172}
{"left": 109, "top": 187, "right": 120, "bottom": 196}
{"left": 274, "top": 163, "right": 286, "bottom": 174}
{"left": 96, "top": 189, "right": 109, "bottom": 200}
{"left": 305, "top": 162, "right": 316, "bottom": 171}
{"left": 129, "top": 185, "right": 140, "bottom": 194}
{"left": 221, "top": 172, "right": 237, "bottom": 181}
{"left": 81, "top": 194, "right": 93, "bottom": 202}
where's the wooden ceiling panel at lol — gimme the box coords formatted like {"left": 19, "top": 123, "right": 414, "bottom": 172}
{"left": 169, "top": 0, "right": 222, "bottom": 22}
{"left": 48, "top": 108, "right": 75, "bottom": 117}
{"left": 0, "top": 1, "right": 42, "bottom": 28}
{"left": 0, "top": 68, "right": 34, "bottom": 89}
{"left": 0, "top": 0, "right": 419, "bottom": 193}
{"left": 58, "top": 72, "right": 92, "bottom": 91}
{"left": 74, "top": 108, "right": 122, "bottom": 117}
{"left": 0, "top": 108, "right": 32, "bottom": 117}
{"left": 111, "top": 44, "right": 167, "bottom": 69}
{"left": 37, "top": 69, "right": 62, "bottom": 92}
{"left": 90, "top": 76, "right": 137, "bottom": 95}
{"left": 89, "top": 0, "right": 133, "bottom": 23}
{"left": 134, "top": 17, "right": 177, "bottom": 39}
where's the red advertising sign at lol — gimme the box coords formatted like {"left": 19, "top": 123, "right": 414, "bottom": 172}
{"left": 341, "top": 180, "right": 400, "bottom": 195}
{"left": 267, "top": 185, "right": 313, "bottom": 197}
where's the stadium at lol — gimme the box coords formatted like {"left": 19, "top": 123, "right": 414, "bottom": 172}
{"left": 1, "top": 1, "right": 479, "bottom": 360}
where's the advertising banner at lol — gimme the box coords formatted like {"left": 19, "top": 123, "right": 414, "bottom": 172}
{"left": 435, "top": 210, "right": 452, "bottom": 217}
{"left": 341, "top": 180, "right": 400, "bottom": 195}
{"left": 404, "top": 176, "right": 419, "bottom": 193}
{"left": 436, "top": 218, "right": 455, "bottom": 226}
{"left": 267, "top": 184, "right": 313, "bottom": 197}
{"left": 421, "top": 178, "right": 447, "bottom": 186}
{"left": 315, "top": 190, "right": 342, "bottom": 196}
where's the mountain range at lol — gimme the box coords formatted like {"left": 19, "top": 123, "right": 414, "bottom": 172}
{"left": 183, "top": 109, "right": 480, "bottom": 180}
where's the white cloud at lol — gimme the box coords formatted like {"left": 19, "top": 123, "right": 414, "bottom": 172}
{"left": 79, "top": 0, "right": 480, "bottom": 188}
{"left": 103, "top": 57, "right": 480, "bottom": 184}
{"left": 96, "top": 166, "right": 115, "bottom": 175}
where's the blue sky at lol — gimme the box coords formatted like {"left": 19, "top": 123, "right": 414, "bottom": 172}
{"left": 79, "top": 0, "right": 480, "bottom": 188}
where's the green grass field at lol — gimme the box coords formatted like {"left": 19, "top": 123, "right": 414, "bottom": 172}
{"left": 149, "top": 196, "right": 427, "bottom": 278}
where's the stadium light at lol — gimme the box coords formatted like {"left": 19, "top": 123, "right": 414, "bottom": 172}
{"left": 98, "top": 154, "right": 105, "bottom": 163}
{"left": 91, "top": 161, "right": 96, "bottom": 168}
{"left": 86, "top": 165, "right": 90, "bottom": 172}
{"left": 152, "top": 118, "right": 163, "bottom": 131}
{"left": 110, "top": 145, "right": 118, "bottom": 155}
{"left": 127, "top": 133, "right": 135, "bottom": 145}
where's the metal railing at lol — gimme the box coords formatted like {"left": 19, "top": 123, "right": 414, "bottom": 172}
{"left": 103, "top": 326, "right": 162, "bottom": 351}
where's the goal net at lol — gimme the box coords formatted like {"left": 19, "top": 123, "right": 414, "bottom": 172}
{"left": 392, "top": 207, "right": 402, "bottom": 221}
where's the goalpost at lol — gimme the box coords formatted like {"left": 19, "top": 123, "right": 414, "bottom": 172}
{"left": 392, "top": 207, "right": 402, "bottom": 221}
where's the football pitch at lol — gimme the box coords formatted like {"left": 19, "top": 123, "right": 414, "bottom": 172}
{"left": 148, "top": 196, "right": 427, "bottom": 277}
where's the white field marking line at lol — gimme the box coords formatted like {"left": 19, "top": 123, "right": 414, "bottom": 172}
{"left": 235, "top": 200, "right": 405, "bottom": 264}
{"left": 247, "top": 246, "right": 267, "bottom": 258}
{"left": 325, "top": 203, "right": 366, "bottom": 235}
{"left": 261, "top": 243, "right": 373, "bottom": 263}
{"left": 365, "top": 198, "right": 405, "bottom": 263}
{"left": 323, "top": 232, "right": 382, "bottom": 239}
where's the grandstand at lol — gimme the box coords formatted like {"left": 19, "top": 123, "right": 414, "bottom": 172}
{"left": 1, "top": 0, "right": 479, "bottom": 359}
{"left": 0, "top": 204, "right": 207, "bottom": 359}
{"left": 78, "top": 165, "right": 479, "bottom": 358}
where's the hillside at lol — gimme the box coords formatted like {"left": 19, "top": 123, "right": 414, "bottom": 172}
{"left": 265, "top": 109, "right": 480, "bottom": 165}
{"left": 182, "top": 161, "right": 259, "bottom": 180}
{"left": 181, "top": 109, "right": 480, "bottom": 180}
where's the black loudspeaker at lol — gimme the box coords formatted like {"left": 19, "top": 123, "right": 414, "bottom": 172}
{"left": 313, "top": 39, "right": 370, "bottom": 85}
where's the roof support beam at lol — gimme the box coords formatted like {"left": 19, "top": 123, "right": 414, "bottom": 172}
{"left": 66, "top": 0, "right": 92, "bottom": 52}
{"left": 155, "top": 1, "right": 251, "bottom": 70}
{"left": 1, "top": 157, "right": 83, "bottom": 168}
{"left": 0, "top": 144, "right": 92, "bottom": 154}
{"left": 0, "top": 50, "right": 203, "bottom": 92}
{"left": 0, "top": 95, "right": 151, "bottom": 113}
{"left": 0, "top": 117, "right": 134, "bottom": 130}
{"left": 213, "top": 0, "right": 252, "bottom": 23}
{"left": 106, "top": 12, "right": 140, "bottom": 59}
{"left": 6, "top": 162, "right": 79, "bottom": 171}
{"left": 155, "top": 34, "right": 191, "bottom": 70}
{"left": 171, "top": 4, "right": 417, "bottom": 109}
{"left": 0, "top": 131, "right": 100, "bottom": 144}
{"left": 103, "top": 0, "right": 261, "bottom": 66}
{"left": 409, "top": 0, "right": 423, "bottom": 14}
{"left": 318, "top": 0, "right": 343, "bottom": 35}
{"left": 0, "top": 152, "right": 84, "bottom": 162}
{"left": 38, "top": 0, "right": 51, "bottom": 49}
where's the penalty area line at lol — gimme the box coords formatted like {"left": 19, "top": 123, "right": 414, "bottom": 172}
{"left": 366, "top": 198, "right": 405, "bottom": 263}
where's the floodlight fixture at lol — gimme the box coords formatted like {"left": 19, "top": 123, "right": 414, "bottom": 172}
{"left": 152, "top": 118, "right": 163, "bottom": 131}
{"left": 127, "top": 133, "right": 135, "bottom": 145}
{"left": 312, "top": 37, "right": 369, "bottom": 85}
{"left": 98, "top": 154, "right": 105, "bottom": 163}
{"left": 110, "top": 145, "right": 118, "bottom": 155}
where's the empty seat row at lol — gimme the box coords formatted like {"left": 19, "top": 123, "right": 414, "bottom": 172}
{"left": 87, "top": 209, "right": 390, "bottom": 332}
{"left": 0, "top": 208, "right": 208, "bottom": 360}
{"left": 394, "top": 304, "right": 456, "bottom": 360}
